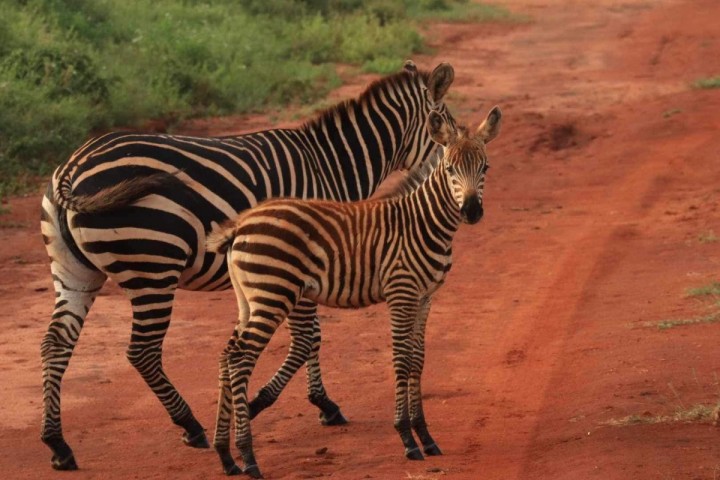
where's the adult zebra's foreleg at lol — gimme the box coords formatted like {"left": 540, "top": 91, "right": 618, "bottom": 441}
{"left": 248, "top": 299, "right": 347, "bottom": 425}
{"left": 40, "top": 196, "right": 108, "bottom": 470}
{"left": 409, "top": 298, "right": 442, "bottom": 456}
{"left": 125, "top": 285, "right": 208, "bottom": 448}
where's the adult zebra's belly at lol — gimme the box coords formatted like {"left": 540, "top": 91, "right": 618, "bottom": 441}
{"left": 70, "top": 194, "right": 237, "bottom": 293}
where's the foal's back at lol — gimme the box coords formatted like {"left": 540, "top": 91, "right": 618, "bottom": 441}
{"left": 215, "top": 197, "right": 398, "bottom": 309}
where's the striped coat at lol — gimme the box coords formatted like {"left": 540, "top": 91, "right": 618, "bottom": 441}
{"left": 207, "top": 106, "right": 502, "bottom": 477}
{"left": 39, "top": 61, "right": 456, "bottom": 470}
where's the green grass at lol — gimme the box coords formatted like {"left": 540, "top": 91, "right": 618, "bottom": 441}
{"left": 687, "top": 281, "right": 720, "bottom": 298}
{"left": 0, "top": 0, "right": 513, "bottom": 201}
{"left": 640, "top": 281, "right": 720, "bottom": 330}
{"left": 693, "top": 76, "right": 720, "bottom": 89}
{"left": 407, "top": 0, "right": 519, "bottom": 22}
{"left": 697, "top": 230, "right": 718, "bottom": 244}
{"left": 603, "top": 403, "right": 719, "bottom": 427}
{"left": 654, "top": 311, "right": 720, "bottom": 330}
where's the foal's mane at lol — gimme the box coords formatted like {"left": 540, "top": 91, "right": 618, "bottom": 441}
{"left": 375, "top": 126, "right": 473, "bottom": 200}
{"left": 301, "top": 69, "right": 431, "bottom": 133}
{"left": 375, "top": 147, "right": 442, "bottom": 200}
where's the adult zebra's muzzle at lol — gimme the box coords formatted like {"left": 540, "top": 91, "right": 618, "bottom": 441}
{"left": 460, "top": 196, "right": 483, "bottom": 224}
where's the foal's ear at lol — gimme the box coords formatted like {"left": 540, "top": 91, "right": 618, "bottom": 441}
{"left": 427, "top": 62, "right": 454, "bottom": 102}
{"left": 427, "top": 111, "right": 455, "bottom": 146}
{"left": 403, "top": 59, "right": 418, "bottom": 74}
{"left": 476, "top": 106, "right": 502, "bottom": 143}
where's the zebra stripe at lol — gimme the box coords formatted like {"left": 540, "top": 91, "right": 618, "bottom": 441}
{"left": 208, "top": 107, "right": 502, "bottom": 477}
{"left": 38, "top": 61, "right": 457, "bottom": 470}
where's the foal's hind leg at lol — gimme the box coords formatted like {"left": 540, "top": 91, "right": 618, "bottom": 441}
{"left": 213, "top": 333, "right": 242, "bottom": 476}
{"left": 305, "top": 310, "right": 347, "bottom": 425}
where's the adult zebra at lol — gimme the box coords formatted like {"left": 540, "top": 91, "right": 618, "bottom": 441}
{"left": 206, "top": 106, "right": 502, "bottom": 477}
{"left": 39, "top": 61, "right": 455, "bottom": 470}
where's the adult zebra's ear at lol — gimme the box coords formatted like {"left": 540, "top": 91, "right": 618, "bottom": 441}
{"left": 403, "top": 60, "right": 418, "bottom": 74}
{"left": 427, "top": 62, "right": 455, "bottom": 102}
{"left": 427, "top": 110, "right": 455, "bottom": 146}
{"left": 476, "top": 106, "right": 502, "bottom": 144}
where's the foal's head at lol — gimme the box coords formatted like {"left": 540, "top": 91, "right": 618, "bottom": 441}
{"left": 427, "top": 106, "right": 502, "bottom": 224}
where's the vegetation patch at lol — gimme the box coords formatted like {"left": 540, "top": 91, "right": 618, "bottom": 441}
{"left": 603, "top": 403, "right": 720, "bottom": 427}
{"left": 0, "top": 0, "right": 516, "bottom": 200}
{"left": 641, "top": 281, "right": 720, "bottom": 330}
{"left": 648, "top": 311, "right": 720, "bottom": 330}
{"left": 687, "top": 281, "right": 720, "bottom": 298}
{"left": 697, "top": 230, "right": 718, "bottom": 244}
{"left": 693, "top": 76, "right": 720, "bottom": 89}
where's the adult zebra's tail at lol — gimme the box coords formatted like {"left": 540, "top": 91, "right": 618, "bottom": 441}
{"left": 52, "top": 170, "right": 181, "bottom": 213}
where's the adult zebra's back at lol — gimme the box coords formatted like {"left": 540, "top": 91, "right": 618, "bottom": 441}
{"left": 39, "top": 61, "right": 456, "bottom": 470}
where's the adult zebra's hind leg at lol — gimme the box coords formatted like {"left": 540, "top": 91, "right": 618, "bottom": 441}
{"left": 40, "top": 195, "right": 107, "bottom": 470}
{"left": 248, "top": 299, "right": 347, "bottom": 425}
{"left": 124, "top": 284, "right": 208, "bottom": 449}
{"left": 409, "top": 298, "right": 442, "bottom": 456}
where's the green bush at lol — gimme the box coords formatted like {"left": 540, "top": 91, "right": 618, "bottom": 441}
{"left": 0, "top": 0, "right": 512, "bottom": 199}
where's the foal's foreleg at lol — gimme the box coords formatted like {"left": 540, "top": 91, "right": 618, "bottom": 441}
{"left": 387, "top": 295, "right": 424, "bottom": 460}
{"left": 409, "top": 298, "right": 442, "bottom": 456}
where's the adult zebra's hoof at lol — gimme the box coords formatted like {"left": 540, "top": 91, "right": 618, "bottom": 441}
{"left": 319, "top": 408, "right": 348, "bottom": 426}
{"left": 404, "top": 447, "right": 425, "bottom": 461}
{"left": 423, "top": 443, "right": 443, "bottom": 456}
{"left": 223, "top": 463, "right": 242, "bottom": 476}
{"left": 243, "top": 464, "right": 264, "bottom": 479}
{"left": 182, "top": 430, "right": 210, "bottom": 448}
{"left": 51, "top": 453, "right": 78, "bottom": 470}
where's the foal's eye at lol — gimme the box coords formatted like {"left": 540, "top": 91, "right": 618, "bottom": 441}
{"left": 481, "top": 164, "right": 490, "bottom": 174}
{"left": 445, "top": 164, "right": 456, "bottom": 175}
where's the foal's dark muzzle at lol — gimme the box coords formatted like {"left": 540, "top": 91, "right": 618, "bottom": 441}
{"left": 460, "top": 197, "right": 483, "bottom": 224}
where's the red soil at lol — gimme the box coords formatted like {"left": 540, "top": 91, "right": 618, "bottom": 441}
{"left": 2, "top": 0, "right": 720, "bottom": 478}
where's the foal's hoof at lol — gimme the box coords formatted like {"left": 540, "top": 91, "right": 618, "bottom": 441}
{"left": 243, "top": 464, "right": 264, "bottom": 479}
{"left": 223, "top": 463, "right": 242, "bottom": 476}
{"left": 404, "top": 447, "right": 425, "bottom": 461}
{"left": 182, "top": 430, "right": 210, "bottom": 448}
{"left": 319, "top": 409, "right": 348, "bottom": 426}
{"left": 51, "top": 453, "right": 78, "bottom": 471}
{"left": 423, "top": 443, "right": 443, "bottom": 456}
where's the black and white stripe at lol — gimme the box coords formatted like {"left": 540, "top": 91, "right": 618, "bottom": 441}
{"left": 207, "top": 107, "right": 502, "bottom": 477}
{"left": 39, "top": 61, "right": 456, "bottom": 470}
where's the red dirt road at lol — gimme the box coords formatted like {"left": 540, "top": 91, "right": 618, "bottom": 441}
{"left": 2, "top": 0, "right": 720, "bottom": 478}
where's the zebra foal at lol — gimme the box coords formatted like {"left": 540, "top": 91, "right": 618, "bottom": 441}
{"left": 207, "top": 106, "right": 502, "bottom": 477}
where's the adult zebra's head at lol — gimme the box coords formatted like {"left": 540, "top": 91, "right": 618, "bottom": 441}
{"left": 427, "top": 106, "right": 502, "bottom": 225}
{"left": 398, "top": 60, "right": 457, "bottom": 170}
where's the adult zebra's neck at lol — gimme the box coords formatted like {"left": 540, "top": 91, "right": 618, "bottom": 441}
{"left": 299, "top": 71, "right": 427, "bottom": 202}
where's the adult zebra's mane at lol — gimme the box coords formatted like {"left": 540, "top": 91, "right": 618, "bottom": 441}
{"left": 376, "top": 146, "right": 443, "bottom": 200}
{"left": 300, "top": 69, "right": 431, "bottom": 134}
